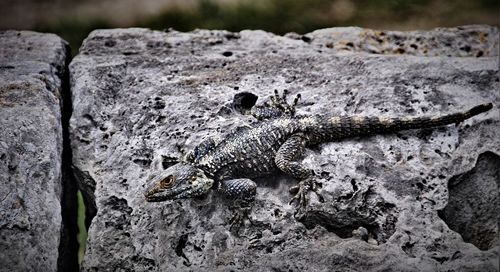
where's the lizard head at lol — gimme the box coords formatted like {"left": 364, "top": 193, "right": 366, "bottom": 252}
{"left": 144, "top": 163, "right": 214, "bottom": 202}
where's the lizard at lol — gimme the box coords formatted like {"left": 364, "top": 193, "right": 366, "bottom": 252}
{"left": 144, "top": 90, "right": 492, "bottom": 227}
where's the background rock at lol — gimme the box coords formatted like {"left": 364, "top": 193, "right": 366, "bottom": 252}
{"left": 305, "top": 25, "right": 498, "bottom": 57}
{"left": 70, "top": 26, "right": 499, "bottom": 271}
{"left": 0, "top": 31, "right": 71, "bottom": 272}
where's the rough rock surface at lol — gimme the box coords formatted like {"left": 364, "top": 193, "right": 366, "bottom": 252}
{"left": 304, "top": 25, "right": 499, "bottom": 57}
{"left": 0, "top": 31, "right": 70, "bottom": 271}
{"left": 70, "top": 25, "right": 499, "bottom": 271}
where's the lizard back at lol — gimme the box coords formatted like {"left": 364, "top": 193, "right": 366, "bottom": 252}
{"left": 196, "top": 117, "right": 301, "bottom": 180}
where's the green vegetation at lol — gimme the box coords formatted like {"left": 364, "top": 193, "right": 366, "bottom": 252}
{"left": 36, "top": 18, "right": 111, "bottom": 57}
{"left": 142, "top": 0, "right": 335, "bottom": 35}
{"left": 35, "top": 0, "right": 499, "bottom": 56}
{"left": 76, "top": 191, "right": 87, "bottom": 264}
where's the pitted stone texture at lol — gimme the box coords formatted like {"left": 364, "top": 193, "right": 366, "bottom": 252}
{"left": 305, "top": 25, "right": 499, "bottom": 57}
{"left": 0, "top": 31, "right": 69, "bottom": 272}
{"left": 70, "top": 26, "right": 499, "bottom": 271}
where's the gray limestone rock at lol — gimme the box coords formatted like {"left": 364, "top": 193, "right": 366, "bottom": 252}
{"left": 70, "top": 26, "right": 499, "bottom": 271}
{"left": 304, "top": 25, "right": 498, "bottom": 57}
{"left": 0, "top": 31, "right": 70, "bottom": 271}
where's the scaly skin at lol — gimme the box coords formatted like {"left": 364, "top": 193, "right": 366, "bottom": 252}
{"left": 144, "top": 90, "right": 492, "bottom": 228}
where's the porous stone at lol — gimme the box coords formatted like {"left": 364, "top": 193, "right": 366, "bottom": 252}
{"left": 305, "top": 25, "right": 498, "bottom": 57}
{"left": 70, "top": 26, "right": 499, "bottom": 271}
{"left": 0, "top": 31, "right": 69, "bottom": 272}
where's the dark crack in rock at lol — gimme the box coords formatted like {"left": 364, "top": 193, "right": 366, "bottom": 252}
{"left": 70, "top": 26, "right": 499, "bottom": 271}
{"left": 439, "top": 152, "right": 499, "bottom": 251}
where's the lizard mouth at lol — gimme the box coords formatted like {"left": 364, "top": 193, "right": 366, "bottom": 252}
{"left": 144, "top": 186, "right": 190, "bottom": 202}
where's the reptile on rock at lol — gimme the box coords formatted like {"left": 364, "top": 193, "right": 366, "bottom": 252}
{"left": 144, "top": 90, "right": 492, "bottom": 228}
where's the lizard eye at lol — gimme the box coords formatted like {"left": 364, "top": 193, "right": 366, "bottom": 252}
{"left": 159, "top": 176, "right": 175, "bottom": 188}
{"left": 190, "top": 175, "right": 198, "bottom": 183}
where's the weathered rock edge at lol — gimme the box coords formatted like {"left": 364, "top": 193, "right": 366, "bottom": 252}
{"left": 70, "top": 26, "right": 499, "bottom": 271}
{"left": 0, "top": 30, "right": 77, "bottom": 272}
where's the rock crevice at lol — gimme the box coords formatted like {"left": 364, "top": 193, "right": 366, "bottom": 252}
{"left": 439, "top": 151, "right": 499, "bottom": 251}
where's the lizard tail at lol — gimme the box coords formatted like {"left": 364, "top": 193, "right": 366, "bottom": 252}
{"left": 385, "top": 102, "right": 493, "bottom": 131}
{"left": 327, "top": 103, "right": 493, "bottom": 138}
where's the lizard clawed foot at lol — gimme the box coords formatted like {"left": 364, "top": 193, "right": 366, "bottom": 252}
{"left": 251, "top": 89, "right": 301, "bottom": 120}
{"left": 228, "top": 206, "right": 253, "bottom": 232}
{"left": 289, "top": 177, "right": 324, "bottom": 215}
{"left": 269, "top": 89, "right": 301, "bottom": 117}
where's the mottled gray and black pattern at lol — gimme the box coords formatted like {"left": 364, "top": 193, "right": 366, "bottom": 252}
{"left": 145, "top": 90, "right": 492, "bottom": 225}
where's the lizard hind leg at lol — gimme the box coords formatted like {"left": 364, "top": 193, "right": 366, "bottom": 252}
{"left": 275, "top": 133, "right": 324, "bottom": 215}
{"left": 251, "top": 89, "right": 301, "bottom": 120}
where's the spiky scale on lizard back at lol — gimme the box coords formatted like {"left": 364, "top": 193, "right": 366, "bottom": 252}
{"left": 144, "top": 90, "right": 492, "bottom": 228}
{"left": 197, "top": 118, "right": 300, "bottom": 180}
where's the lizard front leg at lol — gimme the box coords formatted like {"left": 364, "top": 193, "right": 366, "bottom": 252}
{"left": 184, "top": 137, "right": 217, "bottom": 163}
{"left": 275, "top": 133, "right": 324, "bottom": 214}
{"left": 218, "top": 179, "right": 257, "bottom": 231}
